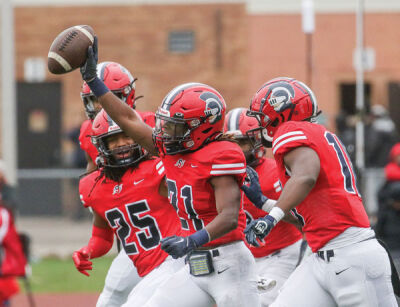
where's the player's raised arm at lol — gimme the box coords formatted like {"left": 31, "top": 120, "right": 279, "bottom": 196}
{"left": 80, "top": 37, "right": 156, "bottom": 155}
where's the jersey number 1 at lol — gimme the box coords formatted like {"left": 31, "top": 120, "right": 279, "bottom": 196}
{"left": 325, "top": 132, "right": 359, "bottom": 195}
{"left": 166, "top": 178, "right": 204, "bottom": 231}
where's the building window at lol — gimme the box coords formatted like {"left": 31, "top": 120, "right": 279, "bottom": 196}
{"left": 168, "top": 31, "right": 195, "bottom": 53}
{"left": 339, "top": 82, "right": 371, "bottom": 115}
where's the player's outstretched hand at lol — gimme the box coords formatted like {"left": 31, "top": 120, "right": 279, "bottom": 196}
{"left": 241, "top": 166, "right": 268, "bottom": 209}
{"left": 72, "top": 246, "right": 93, "bottom": 277}
{"left": 80, "top": 36, "right": 98, "bottom": 82}
{"left": 244, "top": 215, "right": 276, "bottom": 247}
{"left": 161, "top": 235, "right": 196, "bottom": 259}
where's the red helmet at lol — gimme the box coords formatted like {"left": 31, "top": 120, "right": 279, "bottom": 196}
{"left": 153, "top": 83, "right": 226, "bottom": 155}
{"left": 91, "top": 109, "right": 146, "bottom": 167}
{"left": 248, "top": 77, "right": 319, "bottom": 146}
{"left": 81, "top": 61, "right": 136, "bottom": 120}
{"left": 224, "top": 108, "right": 265, "bottom": 166}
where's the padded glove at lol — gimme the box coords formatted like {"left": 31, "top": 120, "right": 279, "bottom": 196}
{"left": 80, "top": 36, "right": 98, "bottom": 82}
{"left": 72, "top": 246, "right": 93, "bottom": 277}
{"left": 241, "top": 166, "right": 268, "bottom": 209}
{"left": 161, "top": 235, "right": 197, "bottom": 259}
{"left": 244, "top": 215, "right": 276, "bottom": 247}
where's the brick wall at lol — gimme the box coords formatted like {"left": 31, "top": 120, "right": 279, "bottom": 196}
{"left": 10, "top": 5, "right": 400, "bottom": 159}
{"left": 247, "top": 12, "right": 400, "bottom": 129}
{"left": 14, "top": 3, "right": 248, "bottom": 135}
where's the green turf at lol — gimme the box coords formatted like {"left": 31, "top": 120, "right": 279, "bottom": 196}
{"left": 20, "top": 256, "right": 114, "bottom": 293}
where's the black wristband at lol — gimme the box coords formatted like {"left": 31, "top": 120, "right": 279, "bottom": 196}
{"left": 87, "top": 77, "right": 109, "bottom": 97}
{"left": 189, "top": 229, "right": 210, "bottom": 247}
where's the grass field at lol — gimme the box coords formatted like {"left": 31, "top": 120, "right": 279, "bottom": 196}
{"left": 20, "top": 256, "right": 114, "bottom": 293}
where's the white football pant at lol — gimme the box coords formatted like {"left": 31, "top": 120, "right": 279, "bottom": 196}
{"left": 255, "top": 239, "right": 302, "bottom": 306}
{"left": 122, "top": 256, "right": 185, "bottom": 307}
{"left": 96, "top": 250, "right": 141, "bottom": 307}
{"left": 142, "top": 241, "right": 261, "bottom": 307}
{"left": 271, "top": 238, "right": 398, "bottom": 307}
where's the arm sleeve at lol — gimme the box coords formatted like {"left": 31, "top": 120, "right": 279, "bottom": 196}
{"left": 87, "top": 225, "right": 114, "bottom": 259}
{"left": 79, "top": 174, "right": 95, "bottom": 208}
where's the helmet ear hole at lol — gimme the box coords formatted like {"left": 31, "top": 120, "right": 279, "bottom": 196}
{"left": 202, "top": 127, "right": 212, "bottom": 134}
{"left": 271, "top": 118, "right": 280, "bottom": 127}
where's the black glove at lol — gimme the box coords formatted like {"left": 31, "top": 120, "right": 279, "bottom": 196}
{"left": 160, "top": 235, "right": 197, "bottom": 259}
{"left": 241, "top": 166, "right": 268, "bottom": 209}
{"left": 80, "top": 36, "right": 98, "bottom": 81}
{"left": 244, "top": 215, "right": 276, "bottom": 247}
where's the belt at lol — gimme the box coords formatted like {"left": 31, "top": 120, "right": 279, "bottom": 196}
{"left": 195, "top": 240, "right": 241, "bottom": 257}
{"left": 211, "top": 249, "right": 220, "bottom": 257}
{"left": 317, "top": 236, "right": 376, "bottom": 262}
{"left": 317, "top": 250, "right": 334, "bottom": 262}
{"left": 192, "top": 248, "right": 220, "bottom": 257}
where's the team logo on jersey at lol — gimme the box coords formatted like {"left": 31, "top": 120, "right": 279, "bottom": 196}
{"left": 201, "top": 92, "right": 223, "bottom": 124}
{"left": 268, "top": 82, "right": 295, "bottom": 113}
{"left": 112, "top": 184, "right": 123, "bottom": 195}
{"left": 174, "top": 159, "right": 185, "bottom": 168}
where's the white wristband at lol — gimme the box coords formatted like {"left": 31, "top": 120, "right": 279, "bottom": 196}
{"left": 261, "top": 199, "right": 277, "bottom": 212}
{"left": 268, "top": 207, "right": 285, "bottom": 224}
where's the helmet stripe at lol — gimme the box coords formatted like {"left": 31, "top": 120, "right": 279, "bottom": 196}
{"left": 106, "top": 112, "right": 115, "bottom": 128}
{"left": 161, "top": 82, "right": 205, "bottom": 111}
{"left": 119, "top": 64, "right": 134, "bottom": 83}
{"left": 97, "top": 61, "right": 111, "bottom": 81}
{"left": 227, "top": 108, "right": 243, "bottom": 133}
{"left": 297, "top": 81, "right": 318, "bottom": 116}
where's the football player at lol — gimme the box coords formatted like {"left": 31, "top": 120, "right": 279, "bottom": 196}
{"left": 78, "top": 61, "right": 156, "bottom": 307}
{"left": 244, "top": 77, "right": 398, "bottom": 306}
{"left": 73, "top": 109, "right": 184, "bottom": 307}
{"left": 224, "top": 108, "right": 303, "bottom": 306}
{"left": 79, "top": 61, "right": 155, "bottom": 172}
{"left": 78, "top": 38, "right": 261, "bottom": 307}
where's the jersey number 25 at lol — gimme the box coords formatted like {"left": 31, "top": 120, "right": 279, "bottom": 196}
{"left": 105, "top": 200, "right": 162, "bottom": 255}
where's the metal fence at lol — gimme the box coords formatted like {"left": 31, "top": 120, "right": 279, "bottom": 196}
{"left": 15, "top": 167, "right": 386, "bottom": 219}
{"left": 17, "top": 168, "right": 91, "bottom": 219}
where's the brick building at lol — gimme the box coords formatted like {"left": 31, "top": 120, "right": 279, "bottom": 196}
{"left": 3, "top": 0, "right": 400, "bottom": 167}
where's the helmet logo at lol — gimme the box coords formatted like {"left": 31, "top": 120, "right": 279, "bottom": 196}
{"left": 201, "top": 92, "right": 223, "bottom": 124}
{"left": 186, "top": 140, "right": 194, "bottom": 148}
{"left": 268, "top": 82, "right": 295, "bottom": 112}
{"left": 108, "top": 124, "right": 120, "bottom": 132}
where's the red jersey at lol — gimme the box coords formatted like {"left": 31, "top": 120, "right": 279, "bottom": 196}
{"left": 0, "top": 206, "right": 27, "bottom": 277}
{"left": 244, "top": 158, "right": 302, "bottom": 257}
{"left": 272, "top": 121, "right": 370, "bottom": 252}
{"left": 79, "top": 159, "right": 182, "bottom": 277}
{"left": 161, "top": 141, "right": 247, "bottom": 248}
{"left": 79, "top": 119, "right": 98, "bottom": 164}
